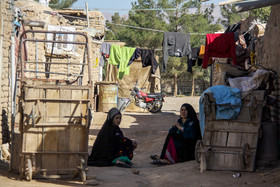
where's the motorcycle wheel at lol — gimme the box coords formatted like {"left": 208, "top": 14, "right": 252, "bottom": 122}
{"left": 148, "top": 101, "right": 163, "bottom": 113}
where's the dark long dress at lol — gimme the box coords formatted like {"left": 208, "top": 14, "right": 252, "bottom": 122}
{"left": 160, "top": 103, "right": 201, "bottom": 163}
{"left": 88, "top": 108, "right": 134, "bottom": 166}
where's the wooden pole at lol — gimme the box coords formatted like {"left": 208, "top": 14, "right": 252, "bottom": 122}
{"left": 85, "top": 2, "right": 89, "bottom": 27}
{"left": 235, "top": 0, "right": 280, "bottom": 13}
{"left": 174, "top": 73, "right": 177, "bottom": 97}
{"left": 219, "top": 0, "right": 245, "bottom": 6}
{"left": 191, "top": 75, "right": 195, "bottom": 96}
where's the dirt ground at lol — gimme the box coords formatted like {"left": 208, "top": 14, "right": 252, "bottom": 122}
{"left": 0, "top": 96, "right": 280, "bottom": 186}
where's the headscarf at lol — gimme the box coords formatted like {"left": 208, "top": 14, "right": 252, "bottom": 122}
{"left": 88, "top": 108, "right": 122, "bottom": 166}
{"left": 180, "top": 103, "right": 201, "bottom": 140}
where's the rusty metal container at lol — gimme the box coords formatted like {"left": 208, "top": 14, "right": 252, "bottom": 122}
{"left": 97, "top": 82, "right": 118, "bottom": 112}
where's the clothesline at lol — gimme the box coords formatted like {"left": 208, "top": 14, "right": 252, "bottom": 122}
{"left": 70, "top": 7, "right": 178, "bottom": 11}
{"left": 107, "top": 22, "right": 206, "bottom": 35}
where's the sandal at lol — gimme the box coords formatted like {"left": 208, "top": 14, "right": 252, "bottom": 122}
{"left": 150, "top": 154, "right": 159, "bottom": 160}
{"left": 150, "top": 159, "right": 169, "bottom": 166}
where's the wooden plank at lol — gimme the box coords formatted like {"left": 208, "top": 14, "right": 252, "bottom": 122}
{"left": 46, "top": 89, "right": 60, "bottom": 122}
{"left": 206, "top": 121, "right": 259, "bottom": 133}
{"left": 58, "top": 127, "right": 70, "bottom": 174}
{"left": 42, "top": 127, "right": 59, "bottom": 175}
{"left": 23, "top": 129, "right": 40, "bottom": 152}
{"left": 82, "top": 90, "right": 89, "bottom": 124}
{"left": 58, "top": 88, "right": 71, "bottom": 174}
{"left": 69, "top": 90, "right": 83, "bottom": 170}
{"left": 203, "top": 131, "right": 212, "bottom": 146}
{"left": 24, "top": 84, "right": 91, "bottom": 90}
{"left": 211, "top": 131, "right": 227, "bottom": 146}
{"left": 227, "top": 132, "right": 242, "bottom": 147}
{"left": 43, "top": 89, "right": 60, "bottom": 175}
{"left": 241, "top": 133, "right": 258, "bottom": 148}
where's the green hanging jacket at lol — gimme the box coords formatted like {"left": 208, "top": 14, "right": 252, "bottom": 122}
{"left": 109, "top": 44, "right": 136, "bottom": 79}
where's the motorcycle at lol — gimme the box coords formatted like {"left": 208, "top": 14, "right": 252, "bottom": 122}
{"left": 118, "top": 82, "right": 165, "bottom": 113}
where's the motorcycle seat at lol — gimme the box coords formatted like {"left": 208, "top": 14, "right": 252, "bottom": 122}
{"left": 147, "top": 93, "right": 164, "bottom": 98}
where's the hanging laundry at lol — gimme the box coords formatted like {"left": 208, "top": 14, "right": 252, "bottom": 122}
{"left": 99, "top": 42, "right": 111, "bottom": 67}
{"left": 199, "top": 45, "right": 205, "bottom": 59}
{"left": 128, "top": 48, "right": 158, "bottom": 74}
{"left": 162, "top": 32, "right": 192, "bottom": 72}
{"left": 224, "top": 22, "right": 241, "bottom": 33}
{"left": 109, "top": 44, "right": 136, "bottom": 79}
{"left": 128, "top": 48, "right": 141, "bottom": 66}
{"left": 235, "top": 34, "right": 250, "bottom": 68}
{"left": 202, "top": 33, "right": 236, "bottom": 69}
{"left": 199, "top": 45, "right": 213, "bottom": 66}
{"left": 139, "top": 49, "right": 158, "bottom": 74}
{"left": 190, "top": 47, "right": 203, "bottom": 68}
{"left": 191, "top": 47, "right": 200, "bottom": 66}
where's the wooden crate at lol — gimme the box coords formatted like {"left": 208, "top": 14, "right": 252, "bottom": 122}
{"left": 197, "top": 90, "right": 265, "bottom": 172}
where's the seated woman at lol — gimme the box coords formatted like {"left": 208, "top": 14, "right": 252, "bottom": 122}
{"left": 88, "top": 107, "right": 137, "bottom": 168}
{"left": 151, "top": 103, "right": 201, "bottom": 165}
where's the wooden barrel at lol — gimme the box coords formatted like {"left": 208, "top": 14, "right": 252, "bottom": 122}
{"left": 97, "top": 82, "right": 118, "bottom": 112}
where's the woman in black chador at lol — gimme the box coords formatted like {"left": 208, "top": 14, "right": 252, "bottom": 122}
{"left": 88, "top": 108, "right": 137, "bottom": 168}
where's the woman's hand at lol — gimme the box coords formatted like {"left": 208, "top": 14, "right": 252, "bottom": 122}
{"left": 172, "top": 122, "right": 179, "bottom": 128}
{"left": 173, "top": 122, "right": 184, "bottom": 132}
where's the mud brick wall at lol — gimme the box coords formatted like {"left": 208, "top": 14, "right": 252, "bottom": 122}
{"left": 255, "top": 5, "right": 280, "bottom": 123}
{"left": 0, "top": 0, "right": 13, "bottom": 145}
{"left": 0, "top": 0, "right": 105, "bottom": 144}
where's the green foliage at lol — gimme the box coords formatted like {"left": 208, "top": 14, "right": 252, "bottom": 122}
{"left": 220, "top": 4, "right": 249, "bottom": 28}
{"left": 220, "top": 5, "right": 271, "bottom": 27}
{"left": 49, "top": 0, "right": 78, "bottom": 9}
{"left": 249, "top": 7, "right": 271, "bottom": 23}
{"left": 104, "top": 1, "right": 237, "bottom": 90}
{"left": 106, "top": 0, "right": 168, "bottom": 49}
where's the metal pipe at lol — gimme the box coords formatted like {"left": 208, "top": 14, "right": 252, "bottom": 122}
{"left": 23, "top": 38, "right": 87, "bottom": 45}
{"left": 23, "top": 70, "right": 84, "bottom": 77}
{"left": 24, "top": 61, "right": 88, "bottom": 66}
{"left": 9, "top": 0, "right": 16, "bottom": 173}
{"left": 20, "top": 30, "right": 89, "bottom": 44}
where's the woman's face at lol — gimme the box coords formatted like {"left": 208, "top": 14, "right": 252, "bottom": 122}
{"left": 180, "top": 106, "right": 188, "bottom": 119}
{"left": 112, "top": 114, "right": 122, "bottom": 126}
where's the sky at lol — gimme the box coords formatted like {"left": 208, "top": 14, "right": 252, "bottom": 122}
{"left": 71, "top": 0, "right": 225, "bottom": 14}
